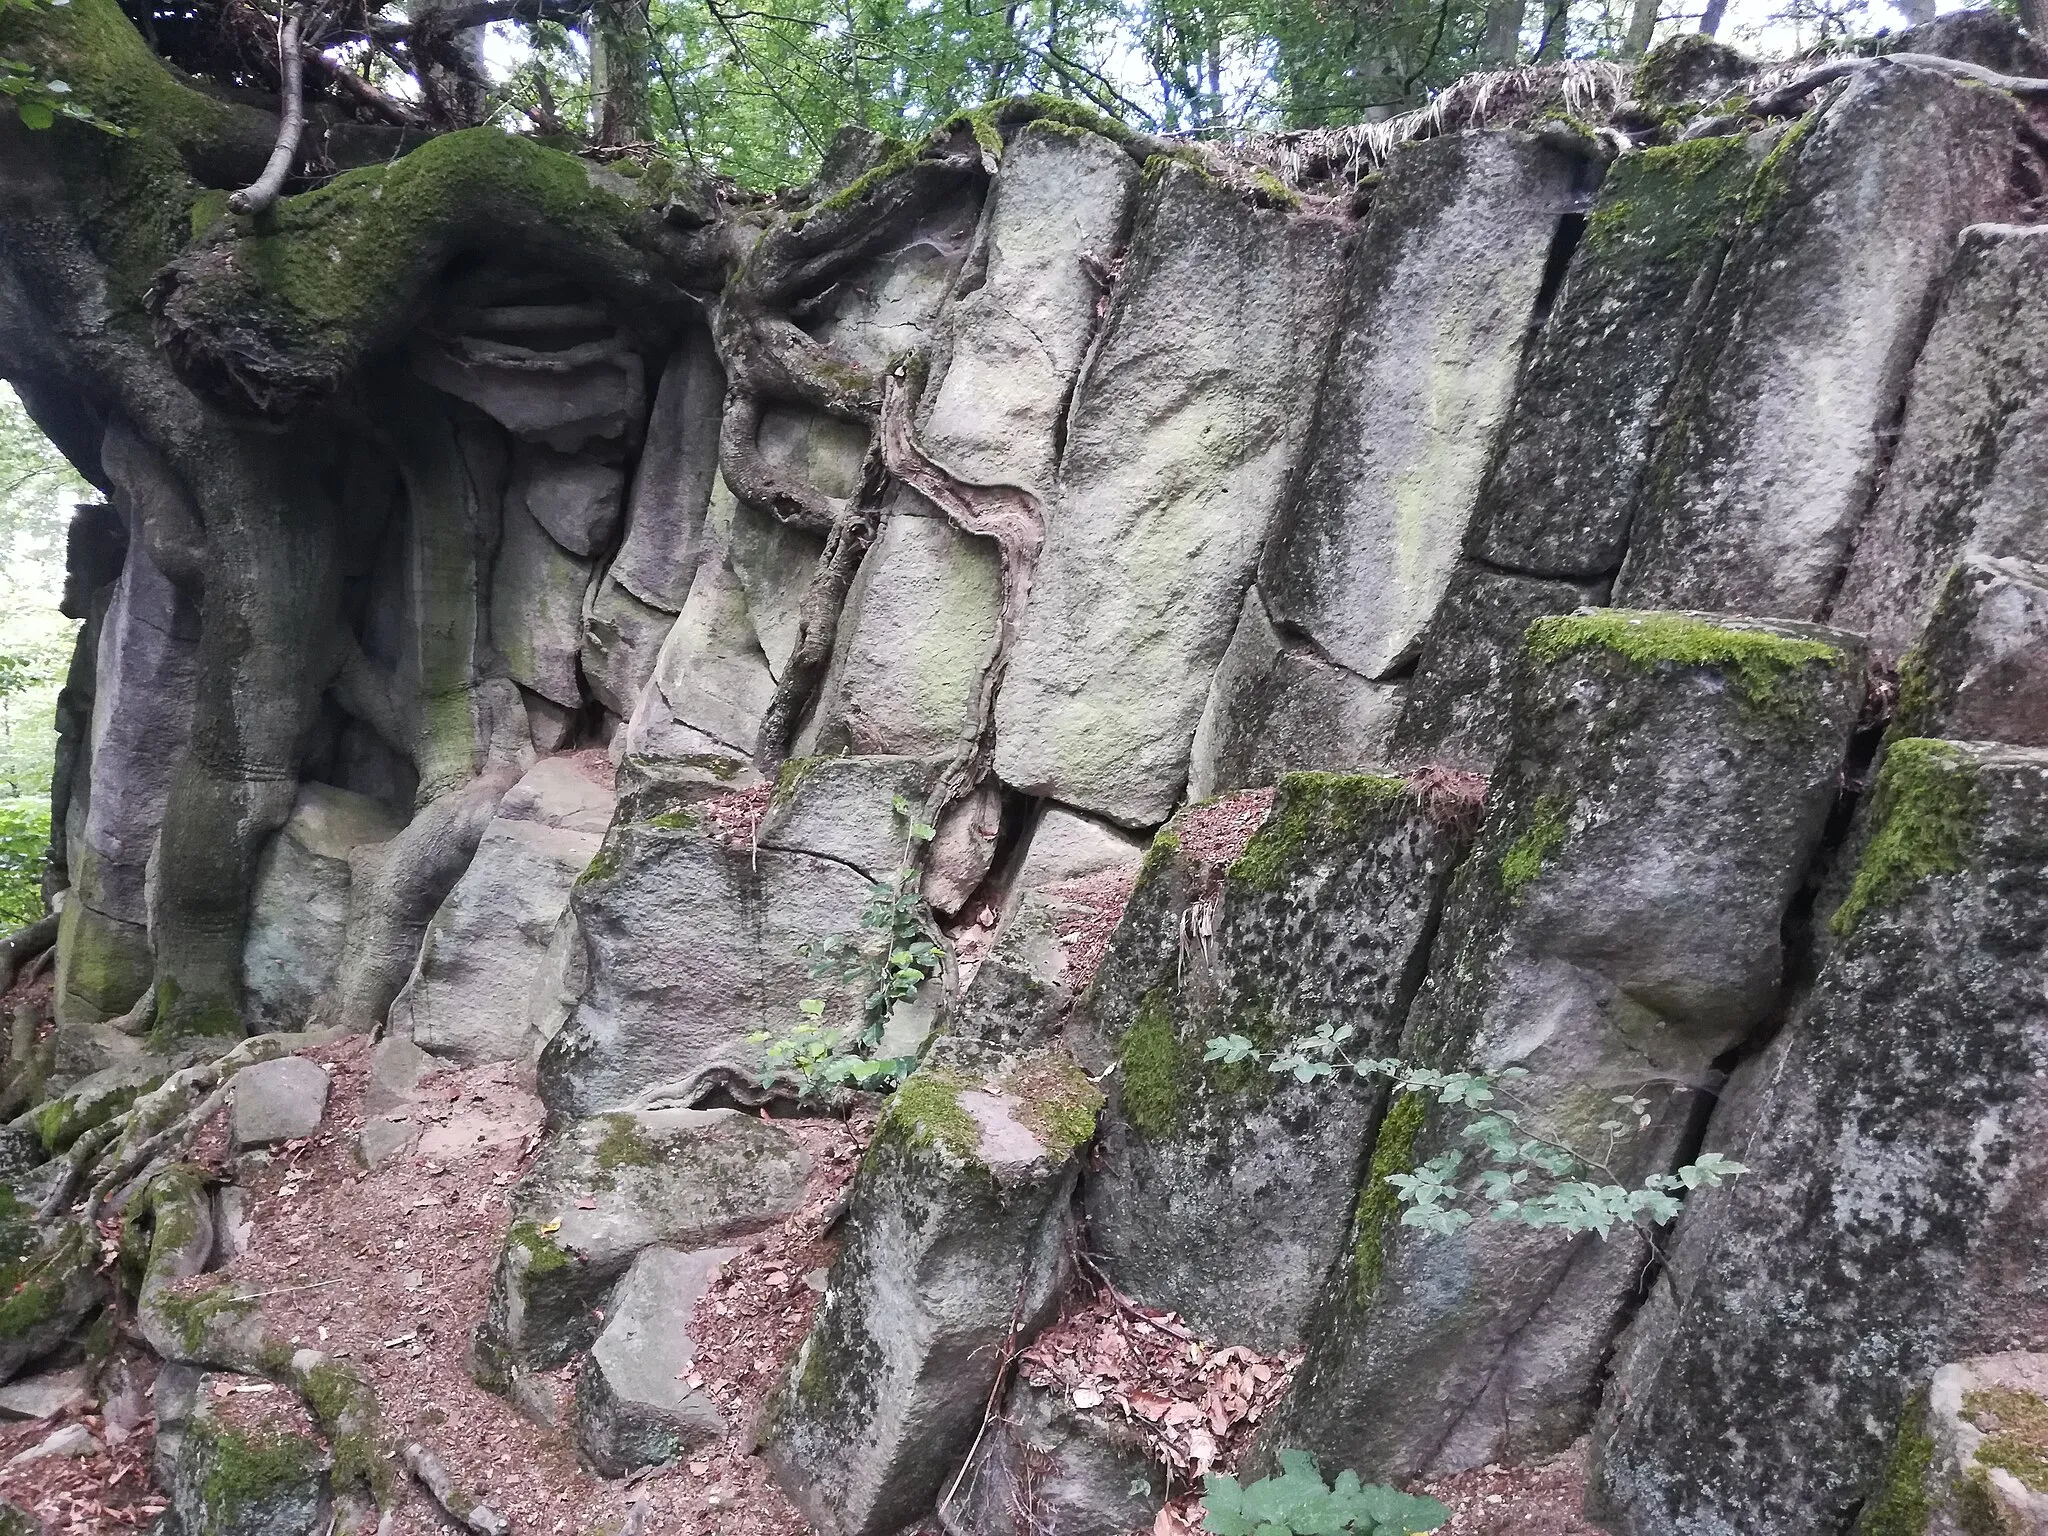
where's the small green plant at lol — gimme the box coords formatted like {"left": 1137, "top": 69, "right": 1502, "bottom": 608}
{"left": 1201, "top": 1451, "right": 1448, "bottom": 1535}
{"left": 752, "top": 794, "right": 944, "bottom": 1099}
{"left": 0, "top": 799, "right": 48, "bottom": 930}
{"left": 1, "top": 0, "right": 125, "bottom": 134}
{"left": 1203, "top": 1023, "right": 1745, "bottom": 1239}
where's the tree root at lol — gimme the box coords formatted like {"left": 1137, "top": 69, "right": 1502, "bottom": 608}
{"left": 0, "top": 914, "right": 59, "bottom": 1000}
{"left": 1751, "top": 50, "right": 2048, "bottom": 116}
{"left": 403, "top": 1442, "right": 512, "bottom": 1535}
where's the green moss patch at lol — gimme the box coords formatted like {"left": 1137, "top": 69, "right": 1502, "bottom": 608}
{"left": 1228, "top": 773, "right": 1406, "bottom": 893}
{"left": 1853, "top": 1389, "right": 1932, "bottom": 1536}
{"left": 594, "top": 1114, "right": 660, "bottom": 1171}
{"left": 1579, "top": 134, "right": 1751, "bottom": 271}
{"left": 193, "top": 1420, "right": 320, "bottom": 1527}
{"left": 1499, "top": 794, "right": 1570, "bottom": 899}
{"left": 1005, "top": 1050, "right": 1104, "bottom": 1155}
{"left": 1831, "top": 739, "right": 1987, "bottom": 938}
{"left": 1525, "top": 610, "right": 1844, "bottom": 719}
{"left": 506, "top": 1220, "right": 574, "bottom": 1277}
{"left": 1966, "top": 1387, "right": 2048, "bottom": 1492}
{"left": 881, "top": 1073, "right": 980, "bottom": 1162}
{"left": 1117, "top": 990, "right": 1184, "bottom": 1142}
{"left": 154, "top": 1278, "right": 256, "bottom": 1355}
{"left": 1351, "top": 1092, "right": 1426, "bottom": 1304}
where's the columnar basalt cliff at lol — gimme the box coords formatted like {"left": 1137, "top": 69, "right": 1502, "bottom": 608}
{"left": 4, "top": 5, "right": 2048, "bottom": 1532}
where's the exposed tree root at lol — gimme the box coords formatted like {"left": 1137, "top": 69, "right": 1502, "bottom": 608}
{"left": 1752, "top": 50, "right": 2048, "bottom": 115}
{"left": 404, "top": 1441, "right": 512, "bottom": 1535}
{"left": 0, "top": 914, "right": 59, "bottom": 1000}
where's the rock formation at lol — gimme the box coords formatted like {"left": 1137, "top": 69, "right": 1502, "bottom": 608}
{"left": 2, "top": 7, "right": 2048, "bottom": 1532}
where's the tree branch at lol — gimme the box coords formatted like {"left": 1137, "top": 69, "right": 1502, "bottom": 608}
{"left": 228, "top": 6, "right": 307, "bottom": 216}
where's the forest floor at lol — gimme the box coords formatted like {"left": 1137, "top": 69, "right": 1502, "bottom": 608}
{"left": 0, "top": 1002, "right": 1604, "bottom": 1536}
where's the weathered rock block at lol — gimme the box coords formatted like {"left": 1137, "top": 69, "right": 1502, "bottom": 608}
{"left": 1834, "top": 223, "right": 2048, "bottom": 655}
{"left": 1895, "top": 555, "right": 2048, "bottom": 748}
{"left": 1589, "top": 739, "right": 2048, "bottom": 1535}
{"left": 755, "top": 754, "right": 938, "bottom": 880}
{"left": 761, "top": 1055, "right": 1097, "bottom": 1536}
{"left": 388, "top": 756, "right": 613, "bottom": 1065}
{"left": 1262, "top": 610, "right": 1864, "bottom": 1482}
{"left": 603, "top": 326, "right": 722, "bottom": 613}
{"left": 954, "top": 1377, "right": 1164, "bottom": 1536}
{"left": 229, "top": 1057, "right": 329, "bottom": 1149}
{"left": 412, "top": 335, "right": 646, "bottom": 454}
{"left": 1189, "top": 584, "right": 1402, "bottom": 798}
{"left": 516, "top": 446, "right": 624, "bottom": 559}
{"left": 1618, "top": 65, "right": 2025, "bottom": 621}
{"left": 994, "top": 162, "right": 1346, "bottom": 827}
{"left": 1080, "top": 774, "right": 1468, "bottom": 1350}
{"left": 574, "top": 1244, "right": 736, "bottom": 1476}
{"left": 1389, "top": 565, "right": 1605, "bottom": 771}
{"left": 1466, "top": 132, "right": 1766, "bottom": 578}
{"left": 167, "top": 1374, "right": 331, "bottom": 1536}
{"left": 491, "top": 490, "right": 595, "bottom": 709}
{"left": 536, "top": 792, "right": 871, "bottom": 1117}
{"left": 241, "top": 785, "right": 401, "bottom": 1035}
{"left": 473, "top": 1108, "right": 809, "bottom": 1382}
{"left": 1259, "top": 131, "right": 1583, "bottom": 679}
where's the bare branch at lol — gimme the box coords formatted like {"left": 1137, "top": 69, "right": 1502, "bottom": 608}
{"left": 228, "top": 6, "right": 308, "bottom": 216}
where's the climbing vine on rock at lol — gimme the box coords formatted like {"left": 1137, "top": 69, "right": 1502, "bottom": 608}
{"left": 1203, "top": 1024, "right": 1747, "bottom": 1238}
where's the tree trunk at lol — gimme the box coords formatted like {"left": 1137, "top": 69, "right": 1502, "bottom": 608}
{"left": 591, "top": 0, "right": 654, "bottom": 147}
{"left": 1623, "top": 0, "right": 1659, "bottom": 57}
{"left": 1480, "top": 0, "right": 1527, "bottom": 67}
{"left": 1698, "top": 0, "right": 1730, "bottom": 36}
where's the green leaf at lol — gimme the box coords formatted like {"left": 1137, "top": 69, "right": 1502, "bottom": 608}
{"left": 17, "top": 96, "right": 52, "bottom": 129}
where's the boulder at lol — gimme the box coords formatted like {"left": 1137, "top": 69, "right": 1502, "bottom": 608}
{"left": 1894, "top": 555, "right": 2048, "bottom": 748}
{"left": 536, "top": 795, "right": 873, "bottom": 1118}
{"left": 516, "top": 447, "right": 625, "bottom": 559}
{"left": 915, "top": 121, "right": 1139, "bottom": 502}
{"left": 803, "top": 510, "right": 1003, "bottom": 759}
{"left": 1009, "top": 805, "right": 1145, "bottom": 897}
{"left": 387, "top": 756, "right": 614, "bottom": 1065}
{"left": 167, "top": 1374, "right": 331, "bottom": 1536}
{"left": 229, "top": 1057, "right": 330, "bottom": 1149}
{"left": 0, "top": 1500, "right": 38, "bottom": 1534}
{"left": 755, "top": 754, "right": 938, "bottom": 881}
{"left": 1189, "top": 583, "right": 1402, "bottom": 798}
{"left": 1261, "top": 610, "right": 1865, "bottom": 1483}
{"left": 761, "top": 1053, "right": 1097, "bottom": 1536}
{"left": 412, "top": 334, "right": 646, "bottom": 454}
{"left": 1466, "top": 132, "right": 1767, "bottom": 578}
{"left": 1388, "top": 566, "right": 1607, "bottom": 771}
{"left": 0, "top": 1364, "right": 89, "bottom": 1422}
{"left": 1833, "top": 223, "right": 2048, "bottom": 654}
{"left": 954, "top": 1378, "right": 1165, "bottom": 1536}
{"left": 241, "top": 784, "right": 402, "bottom": 1035}
{"left": 574, "top": 1244, "right": 737, "bottom": 1476}
{"left": 1588, "top": 739, "right": 2048, "bottom": 1535}
{"left": 993, "top": 163, "right": 1347, "bottom": 828}
{"left": 491, "top": 492, "right": 595, "bottom": 710}
{"left": 1617, "top": 65, "right": 2025, "bottom": 621}
{"left": 604, "top": 326, "right": 723, "bottom": 613}
{"left": 1921, "top": 1353, "right": 2048, "bottom": 1536}
{"left": 581, "top": 578, "right": 680, "bottom": 721}
{"left": 1258, "top": 132, "right": 1583, "bottom": 680}
{"left": 1079, "top": 774, "right": 1469, "bottom": 1350}
{"left": 472, "top": 1108, "right": 809, "bottom": 1382}
{"left": 0, "top": 1211, "right": 104, "bottom": 1386}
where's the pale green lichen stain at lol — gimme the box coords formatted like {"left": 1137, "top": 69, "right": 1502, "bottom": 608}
{"left": 1526, "top": 610, "right": 1843, "bottom": 718}
{"left": 1230, "top": 772, "right": 1407, "bottom": 893}
{"left": 594, "top": 1114, "right": 659, "bottom": 1171}
{"left": 1831, "top": 740, "right": 1987, "bottom": 938}
{"left": 1500, "top": 794, "right": 1569, "bottom": 899}
{"left": 1853, "top": 1389, "right": 1933, "bottom": 1536}
{"left": 1351, "top": 1092, "right": 1427, "bottom": 1304}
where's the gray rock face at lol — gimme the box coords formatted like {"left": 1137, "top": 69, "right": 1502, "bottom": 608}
{"left": 1467, "top": 132, "right": 1766, "bottom": 578}
{"left": 624, "top": 539, "right": 779, "bottom": 758}
{"left": 516, "top": 447, "right": 625, "bottom": 559}
{"left": 474, "top": 1108, "right": 809, "bottom": 1381}
{"left": 1618, "top": 65, "right": 2024, "bottom": 621}
{"left": 955, "top": 1378, "right": 1164, "bottom": 1536}
{"left": 762, "top": 1059, "right": 1093, "bottom": 1536}
{"left": 1389, "top": 566, "right": 1607, "bottom": 771}
{"left": 1259, "top": 132, "right": 1582, "bottom": 680}
{"left": 755, "top": 754, "right": 937, "bottom": 881}
{"left": 1189, "top": 584, "right": 1402, "bottom": 798}
{"left": 1009, "top": 805, "right": 1145, "bottom": 897}
{"left": 804, "top": 510, "right": 1002, "bottom": 759}
{"left": 993, "top": 162, "right": 1347, "bottom": 828}
{"left": 230, "top": 1057, "right": 330, "bottom": 1149}
{"left": 581, "top": 576, "right": 680, "bottom": 721}
{"left": 1079, "top": 775, "right": 1468, "bottom": 1351}
{"left": 1262, "top": 611, "right": 1865, "bottom": 1483}
{"left": 1588, "top": 740, "right": 2048, "bottom": 1536}
{"left": 536, "top": 796, "right": 873, "bottom": 1118}
{"left": 0, "top": 1365, "right": 89, "bottom": 1422}
{"left": 1833, "top": 222, "right": 2048, "bottom": 655}
{"left": 916, "top": 122, "right": 1139, "bottom": 503}
{"left": 1895, "top": 555, "right": 2048, "bottom": 748}
{"left": 574, "top": 1244, "right": 736, "bottom": 1475}
{"left": 491, "top": 492, "right": 595, "bottom": 710}
{"left": 388, "top": 756, "right": 613, "bottom": 1065}
{"left": 412, "top": 334, "right": 646, "bottom": 454}
{"left": 241, "top": 784, "right": 402, "bottom": 1034}
{"left": 604, "top": 326, "right": 723, "bottom": 613}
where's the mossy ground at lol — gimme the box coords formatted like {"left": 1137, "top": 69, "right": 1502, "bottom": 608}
{"left": 1525, "top": 610, "right": 1844, "bottom": 720}
{"left": 1831, "top": 739, "right": 1986, "bottom": 937}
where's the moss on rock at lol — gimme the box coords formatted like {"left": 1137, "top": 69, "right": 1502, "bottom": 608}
{"left": 1854, "top": 1389, "right": 1933, "bottom": 1536}
{"left": 1832, "top": 739, "right": 1987, "bottom": 937}
{"left": 1228, "top": 772, "right": 1406, "bottom": 893}
{"left": 1116, "top": 990, "right": 1183, "bottom": 1141}
{"left": 880, "top": 1073, "right": 980, "bottom": 1162}
{"left": 1351, "top": 1091, "right": 1426, "bottom": 1304}
{"left": 1499, "top": 793, "right": 1570, "bottom": 899}
{"left": 1525, "top": 610, "right": 1844, "bottom": 718}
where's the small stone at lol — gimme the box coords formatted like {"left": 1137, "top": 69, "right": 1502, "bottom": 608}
{"left": 575, "top": 1246, "right": 736, "bottom": 1475}
{"left": 229, "top": 1056, "right": 331, "bottom": 1149}
{"left": 0, "top": 1365, "right": 90, "bottom": 1422}
{"left": 6, "top": 1422, "right": 95, "bottom": 1466}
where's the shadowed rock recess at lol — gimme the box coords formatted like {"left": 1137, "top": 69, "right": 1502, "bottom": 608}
{"left": 7, "top": 2, "right": 2048, "bottom": 1529}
